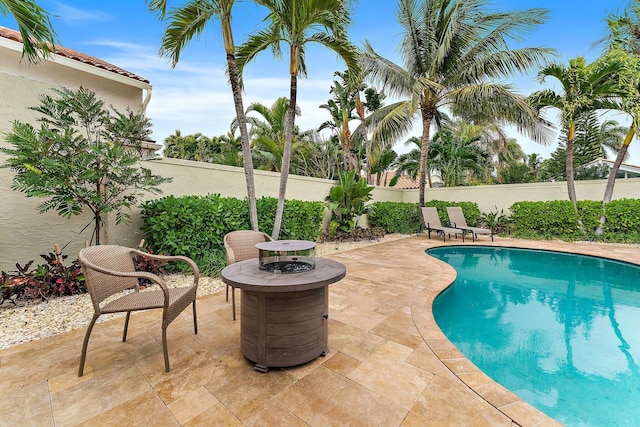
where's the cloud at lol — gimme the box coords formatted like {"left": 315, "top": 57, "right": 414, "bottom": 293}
{"left": 51, "top": 2, "right": 110, "bottom": 23}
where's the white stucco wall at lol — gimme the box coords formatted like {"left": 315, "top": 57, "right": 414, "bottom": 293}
{"left": 1, "top": 39, "right": 151, "bottom": 271}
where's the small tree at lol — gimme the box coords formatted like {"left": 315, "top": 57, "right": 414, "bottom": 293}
{"left": 1, "top": 86, "right": 171, "bottom": 245}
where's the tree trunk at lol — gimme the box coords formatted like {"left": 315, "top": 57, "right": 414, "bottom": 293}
{"left": 565, "top": 134, "right": 584, "bottom": 234}
{"left": 227, "top": 53, "right": 259, "bottom": 231}
{"left": 272, "top": 73, "right": 298, "bottom": 240}
{"left": 595, "top": 126, "right": 634, "bottom": 235}
{"left": 94, "top": 213, "right": 101, "bottom": 245}
{"left": 418, "top": 105, "right": 433, "bottom": 207}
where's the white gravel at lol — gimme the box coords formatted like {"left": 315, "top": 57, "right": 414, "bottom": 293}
{"left": 0, "top": 234, "right": 410, "bottom": 350}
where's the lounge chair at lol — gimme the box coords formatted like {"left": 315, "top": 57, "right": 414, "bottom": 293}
{"left": 223, "top": 230, "right": 273, "bottom": 320}
{"left": 446, "top": 206, "right": 494, "bottom": 242}
{"left": 77, "top": 245, "right": 200, "bottom": 376}
{"left": 421, "top": 207, "right": 465, "bottom": 242}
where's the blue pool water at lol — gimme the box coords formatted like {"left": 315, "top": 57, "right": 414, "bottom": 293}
{"left": 428, "top": 246, "right": 640, "bottom": 426}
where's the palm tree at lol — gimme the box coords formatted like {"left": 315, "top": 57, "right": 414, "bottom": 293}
{"left": 528, "top": 54, "right": 624, "bottom": 231}
{"left": 148, "top": 0, "right": 259, "bottom": 231}
{"left": 360, "top": 0, "right": 554, "bottom": 207}
{"left": 318, "top": 71, "right": 358, "bottom": 171}
{"left": 236, "top": 0, "right": 359, "bottom": 240}
{"left": 1, "top": 0, "right": 56, "bottom": 62}
{"left": 239, "top": 97, "right": 304, "bottom": 172}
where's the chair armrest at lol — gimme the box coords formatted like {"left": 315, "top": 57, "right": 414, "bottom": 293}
{"left": 224, "top": 242, "right": 236, "bottom": 265}
{"left": 131, "top": 249, "right": 200, "bottom": 285}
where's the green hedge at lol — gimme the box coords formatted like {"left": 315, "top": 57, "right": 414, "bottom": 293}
{"left": 367, "top": 200, "right": 482, "bottom": 233}
{"left": 140, "top": 194, "right": 324, "bottom": 275}
{"left": 510, "top": 199, "right": 640, "bottom": 242}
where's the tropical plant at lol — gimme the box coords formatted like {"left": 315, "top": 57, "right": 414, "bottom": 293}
{"left": 527, "top": 53, "right": 625, "bottom": 232}
{"left": 149, "top": 0, "right": 259, "bottom": 231}
{"left": 294, "top": 131, "right": 341, "bottom": 180}
{"left": 0, "top": 0, "right": 56, "bottom": 61}
{"left": 238, "top": 97, "right": 304, "bottom": 172}
{"left": 361, "top": 0, "right": 554, "bottom": 207}
{"left": 480, "top": 207, "right": 511, "bottom": 234}
{"left": 1, "top": 87, "right": 171, "bottom": 245}
{"left": 428, "top": 128, "right": 488, "bottom": 187}
{"left": 236, "top": 0, "right": 359, "bottom": 240}
{"left": 163, "top": 130, "right": 219, "bottom": 162}
{"left": 598, "top": 8, "right": 640, "bottom": 234}
{"left": 319, "top": 71, "right": 359, "bottom": 171}
{"left": 325, "top": 170, "right": 373, "bottom": 233}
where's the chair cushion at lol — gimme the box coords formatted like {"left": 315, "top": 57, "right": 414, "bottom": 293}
{"left": 101, "top": 287, "right": 195, "bottom": 314}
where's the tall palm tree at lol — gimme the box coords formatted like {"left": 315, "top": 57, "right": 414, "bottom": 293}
{"left": 1, "top": 0, "right": 56, "bottom": 62}
{"left": 528, "top": 54, "right": 624, "bottom": 231}
{"left": 361, "top": 0, "right": 554, "bottom": 207}
{"left": 148, "top": 0, "right": 259, "bottom": 231}
{"left": 596, "top": 5, "right": 640, "bottom": 234}
{"left": 236, "top": 0, "right": 359, "bottom": 240}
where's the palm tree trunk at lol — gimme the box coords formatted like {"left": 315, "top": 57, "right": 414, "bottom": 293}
{"left": 272, "top": 73, "right": 298, "bottom": 240}
{"left": 565, "top": 135, "right": 584, "bottom": 233}
{"left": 596, "top": 126, "right": 634, "bottom": 235}
{"left": 418, "top": 105, "right": 433, "bottom": 207}
{"left": 227, "top": 53, "right": 259, "bottom": 231}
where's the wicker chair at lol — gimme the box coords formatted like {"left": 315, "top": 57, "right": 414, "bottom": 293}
{"left": 77, "top": 245, "right": 200, "bottom": 377}
{"left": 223, "top": 230, "right": 273, "bottom": 320}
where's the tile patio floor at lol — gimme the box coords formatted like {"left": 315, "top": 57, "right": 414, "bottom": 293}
{"left": 2, "top": 236, "right": 638, "bottom": 426}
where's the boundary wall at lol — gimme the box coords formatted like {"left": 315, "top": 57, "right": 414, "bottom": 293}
{"left": 1, "top": 158, "right": 638, "bottom": 271}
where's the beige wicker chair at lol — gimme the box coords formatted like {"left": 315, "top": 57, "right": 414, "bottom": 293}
{"left": 223, "top": 230, "right": 273, "bottom": 320}
{"left": 77, "top": 245, "right": 200, "bottom": 377}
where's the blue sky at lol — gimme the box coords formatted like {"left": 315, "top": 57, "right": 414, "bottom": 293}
{"left": 1, "top": 0, "right": 638, "bottom": 163}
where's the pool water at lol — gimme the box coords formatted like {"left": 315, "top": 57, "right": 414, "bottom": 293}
{"left": 429, "top": 246, "right": 640, "bottom": 426}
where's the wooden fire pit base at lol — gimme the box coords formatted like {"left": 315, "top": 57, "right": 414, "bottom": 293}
{"left": 221, "top": 258, "right": 346, "bottom": 372}
{"left": 241, "top": 286, "right": 328, "bottom": 372}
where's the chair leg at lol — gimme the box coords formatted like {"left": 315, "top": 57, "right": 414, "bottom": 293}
{"left": 192, "top": 301, "right": 198, "bottom": 334}
{"left": 123, "top": 311, "right": 131, "bottom": 342}
{"left": 162, "top": 327, "right": 170, "bottom": 372}
{"left": 232, "top": 286, "right": 236, "bottom": 320}
{"left": 226, "top": 283, "right": 229, "bottom": 302}
{"left": 78, "top": 314, "right": 99, "bottom": 377}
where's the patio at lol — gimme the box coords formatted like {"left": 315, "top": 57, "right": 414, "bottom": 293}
{"left": 2, "top": 236, "right": 637, "bottom": 426}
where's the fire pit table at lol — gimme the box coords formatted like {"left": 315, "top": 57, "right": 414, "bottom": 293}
{"left": 220, "top": 240, "right": 346, "bottom": 372}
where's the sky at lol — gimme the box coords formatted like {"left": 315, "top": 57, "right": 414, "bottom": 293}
{"left": 1, "top": 0, "right": 639, "bottom": 164}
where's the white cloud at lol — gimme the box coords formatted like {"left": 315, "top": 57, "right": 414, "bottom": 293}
{"left": 52, "top": 2, "right": 110, "bottom": 23}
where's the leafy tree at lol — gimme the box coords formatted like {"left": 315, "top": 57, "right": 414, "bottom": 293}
{"left": 361, "top": 0, "right": 554, "bottom": 207}
{"left": 1, "top": 87, "right": 171, "bottom": 245}
{"left": 528, "top": 54, "right": 624, "bottom": 232}
{"left": 163, "top": 130, "right": 219, "bottom": 162}
{"left": 428, "top": 128, "right": 488, "bottom": 187}
{"left": 149, "top": 0, "right": 259, "bottom": 231}
{"left": 1, "top": 0, "right": 56, "bottom": 61}
{"left": 295, "top": 132, "right": 341, "bottom": 180}
{"left": 236, "top": 0, "right": 359, "bottom": 240}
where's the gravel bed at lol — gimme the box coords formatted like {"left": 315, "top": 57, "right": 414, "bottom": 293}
{"left": 0, "top": 234, "right": 410, "bottom": 350}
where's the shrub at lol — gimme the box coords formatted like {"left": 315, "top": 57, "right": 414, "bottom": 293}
{"left": 141, "top": 194, "right": 324, "bottom": 274}
{"left": 256, "top": 197, "right": 324, "bottom": 241}
{"left": 509, "top": 199, "right": 640, "bottom": 242}
{"left": 367, "top": 202, "right": 420, "bottom": 234}
{"left": 1, "top": 252, "right": 84, "bottom": 305}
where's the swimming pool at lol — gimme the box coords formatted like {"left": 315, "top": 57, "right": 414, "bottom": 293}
{"left": 428, "top": 246, "right": 640, "bottom": 427}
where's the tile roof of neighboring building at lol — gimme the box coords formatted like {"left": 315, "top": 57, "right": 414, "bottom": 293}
{"left": 0, "top": 26, "right": 149, "bottom": 84}
{"left": 377, "top": 171, "right": 421, "bottom": 189}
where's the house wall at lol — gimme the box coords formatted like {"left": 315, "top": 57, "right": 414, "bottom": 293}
{"left": 0, "top": 43, "right": 150, "bottom": 272}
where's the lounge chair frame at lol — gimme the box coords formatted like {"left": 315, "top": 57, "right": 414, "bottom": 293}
{"left": 420, "top": 207, "right": 465, "bottom": 242}
{"left": 446, "top": 206, "right": 494, "bottom": 242}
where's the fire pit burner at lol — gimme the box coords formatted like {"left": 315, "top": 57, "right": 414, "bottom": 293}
{"left": 255, "top": 240, "right": 316, "bottom": 274}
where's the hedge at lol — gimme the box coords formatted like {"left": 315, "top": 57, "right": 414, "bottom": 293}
{"left": 140, "top": 194, "right": 324, "bottom": 274}
{"left": 367, "top": 200, "right": 482, "bottom": 233}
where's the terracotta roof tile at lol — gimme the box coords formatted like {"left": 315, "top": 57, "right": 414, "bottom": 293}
{"left": 0, "top": 26, "right": 149, "bottom": 84}
{"left": 377, "top": 171, "right": 420, "bottom": 189}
